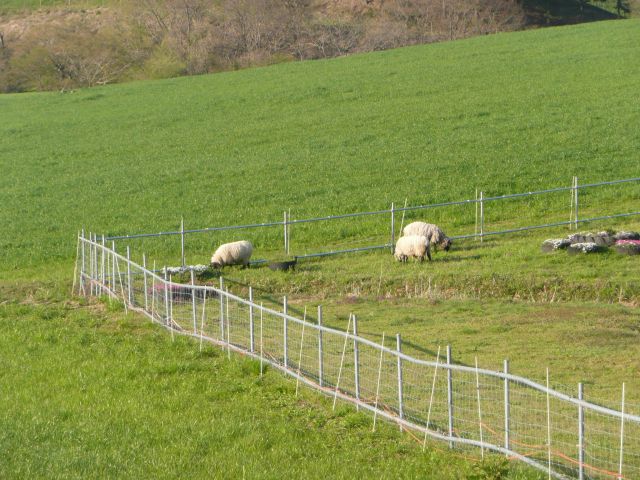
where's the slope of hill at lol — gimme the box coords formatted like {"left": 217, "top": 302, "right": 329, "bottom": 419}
{"left": 0, "top": 0, "right": 631, "bottom": 92}
{"left": 1, "top": 18, "right": 638, "bottom": 270}
{"left": 1, "top": 19, "right": 639, "bottom": 479}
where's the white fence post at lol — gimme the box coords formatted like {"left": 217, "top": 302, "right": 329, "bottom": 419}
{"left": 88, "top": 233, "right": 94, "bottom": 296}
{"left": 249, "top": 287, "right": 255, "bottom": 353}
{"left": 480, "top": 192, "right": 485, "bottom": 243}
{"left": 191, "top": 270, "right": 197, "bottom": 334}
{"left": 100, "top": 236, "right": 106, "bottom": 296}
{"left": 219, "top": 277, "right": 225, "bottom": 341}
{"left": 390, "top": 202, "right": 396, "bottom": 253}
{"left": 504, "top": 360, "right": 510, "bottom": 455}
{"left": 353, "top": 315, "right": 360, "bottom": 410}
{"left": 80, "top": 229, "right": 86, "bottom": 295}
{"left": 181, "top": 216, "right": 185, "bottom": 268}
{"left": 578, "top": 382, "right": 585, "bottom": 480}
{"left": 619, "top": 383, "right": 626, "bottom": 480}
{"left": 283, "top": 296, "right": 288, "bottom": 368}
{"left": 163, "top": 267, "right": 170, "bottom": 327}
{"left": 143, "top": 254, "right": 148, "bottom": 311}
{"left": 546, "top": 368, "right": 552, "bottom": 478}
{"left": 574, "top": 176, "right": 579, "bottom": 230}
{"left": 396, "top": 333, "right": 403, "bottom": 431}
{"left": 475, "top": 357, "right": 484, "bottom": 459}
{"left": 126, "top": 246, "right": 132, "bottom": 305}
{"left": 318, "top": 305, "right": 324, "bottom": 387}
{"left": 111, "top": 241, "right": 116, "bottom": 293}
{"left": 447, "top": 345, "right": 454, "bottom": 448}
{"left": 283, "top": 211, "right": 288, "bottom": 254}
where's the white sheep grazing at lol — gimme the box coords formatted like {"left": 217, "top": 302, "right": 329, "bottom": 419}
{"left": 394, "top": 235, "right": 432, "bottom": 262}
{"left": 402, "top": 222, "right": 452, "bottom": 251}
{"left": 211, "top": 240, "right": 253, "bottom": 268}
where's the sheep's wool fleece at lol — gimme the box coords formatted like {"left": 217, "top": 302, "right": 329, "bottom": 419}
{"left": 211, "top": 240, "right": 253, "bottom": 266}
{"left": 403, "top": 222, "right": 446, "bottom": 245}
{"left": 395, "top": 235, "right": 429, "bottom": 259}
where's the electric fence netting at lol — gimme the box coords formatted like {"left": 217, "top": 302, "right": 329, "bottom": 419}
{"left": 75, "top": 234, "right": 640, "bottom": 480}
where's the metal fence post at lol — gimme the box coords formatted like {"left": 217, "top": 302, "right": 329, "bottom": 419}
{"left": 397, "top": 333, "right": 404, "bottom": 431}
{"left": 480, "top": 192, "right": 484, "bottom": 243}
{"left": 619, "top": 382, "right": 626, "bottom": 480}
{"left": 88, "top": 233, "right": 93, "bottom": 296}
{"left": 191, "top": 270, "right": 197, "bottom": 334}
{"left": 574, "top": 177, "right": 579, "bottom": 230}
{"left": 318, "top": 305, "right": 324, "bottom": 387}
{"left": 92, "top": 233, "right": 97, "bottom": 296}
{"left": 390, "top": 202, "right": 396, "bottom": 253}
{"left": 353, "top": 315, "right": 360, "bottom": 410}
{"left": 164, "top": 267, "right": 170, "bottom": 326}
{"left": 219, "top": 277, "right": 225, "bottom": 341}
{"left": 80, "top": 229, "right": 86, "bottom": 294}
{"left": 504, "top": 359, "right": 510, "bottom": 455}
{"left": 126, "top": 246, "right": 132, "bottom": 305}
{"left": 181, "top": 217, "right": 185, "bottom": 268}
{"left": 287, "top": 209, "right": 291, "bottom": 255}
{"left": 143, "top": 254, "right": 148, "bottom": 311}
{"left": 283, "top": 211, "right": 288, "bottom": 254}
{"left": 578, "top": 382, "right": 584, "bottom": 480}
{"left": 283, "top": 296, "right": 288, "bottom": 368}
{"left": 111, "top": 241, "right": 116, "bottom": 293}
{"left": 100, "top": 236, "right": 106, "bottom": 296}
{"left": 447, "top": 345, "right": 454, "bottom": 448}
{"left": 249, "top": 286, "right": 255, "bottom": 353}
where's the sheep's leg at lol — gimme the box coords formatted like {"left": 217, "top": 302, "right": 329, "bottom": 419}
{"left": 427, "top": 246, "right": 432, "bottom": 262}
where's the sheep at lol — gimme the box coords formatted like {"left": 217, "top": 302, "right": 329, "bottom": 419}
{"left": 394, "top": 235, "right": 432, "bottom": 262}
{"left": 402, "top": 222, "right": 452, "bottom": 251}
{"left": 211, "top": 240, "right": 253, "bottom": 268}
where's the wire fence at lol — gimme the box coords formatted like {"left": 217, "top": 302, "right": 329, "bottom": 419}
{"left": 100, "top": 176, "right": 640, "bottom": 266}
{"left": 75, "top": 234, "right": 640, "bottom": 480}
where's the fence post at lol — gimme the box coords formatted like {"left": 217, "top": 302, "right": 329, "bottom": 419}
{"left": 283, "top": 296, "right": 288, "bottom": 368}
{"left": 93, "top": 233, "right": 98, "bottom": 296}
{"left": 396, "top": 333, "right": 404, "bottom": 431}
{"left": 447, "top": 345, "right": 454, "bottom": 448}
{"left": 80, "top": 229, "right": 86, "bottom": 295}
{"left": 475, "top": 189, "right": 479, "bottom": 240}
{"left": 619, "top": 382, "right": 626, "bottom": 480}
{"left": 111, "top": 241, "right": 116, "bottom": 294}
{"left": 353, "top": 315, "right": 360, "bottom": 410}
{"left": 287, "top": 209, "right": 291, "bottom": 255}
{"left": 191, "top": 270, "right": 197, "bottom": 334}
{"left": 390, "top": 202, "right": 396, "bottom": 253}
{"left": 88, "top": 233, "right": 93, "bottom": 296}
{"left": 578, "top": 382, "right": 584, "bottom": 480}
{"left": 283, "top": 211, "right": 288, "bottom": 254}
{"left": 126, "top": 246, "right": 132, "bottom": 305}
{"left": 504, "top": 360, "right": 510, "bottom": 455}
{"left": 480, "top": 192, "right": 484, "bottom": 243}
{"left": 181, "top": 216, "right": 185, "bottom": 268}
{"left": 249, "top": 286, "right": 255, "bottom": 353}
{"left": 101, "top": 236, "right": 106, "bottom": 296}
{"left": 164, "top": 267, "right": 170, "bottom": 327}
{"left": 219, "top": 277, "right": 225, "bottom": 341}
{"left": 143, "top": 254, "right": 148, "bottom": 312}
{"left": 574, "top": 177, "right": 579, "bottom": 230}
{"left": 318, "top": 305, "right": 324, "bottom": 387}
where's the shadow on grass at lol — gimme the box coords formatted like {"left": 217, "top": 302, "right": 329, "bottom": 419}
{"left": 523, "top": 0, "right": 620, "bottom": 26}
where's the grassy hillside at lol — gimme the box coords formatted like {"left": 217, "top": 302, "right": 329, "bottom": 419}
{"left": 1, "top": 19, "right": 639, "bottom": 270}
{"left": 1, "top": 288, "right": 542, "bottom": 479}
{"left": 1, "top": 19, "right": 640, "bottom": 478}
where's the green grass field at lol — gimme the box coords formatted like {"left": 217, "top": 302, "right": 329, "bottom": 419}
{"left": 1, "top": 18, "right": 639, "bottom": 478}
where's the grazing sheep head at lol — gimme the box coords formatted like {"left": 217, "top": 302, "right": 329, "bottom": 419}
{"left": 211, "top": 261, "right": 221, "bottom": 269}
{"left": 442, "top": 238, "right": 452, "bottom": 251}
